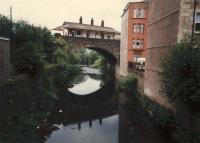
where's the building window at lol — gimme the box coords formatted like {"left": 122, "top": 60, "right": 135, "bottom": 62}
{"left": 133, "top": 9, "right": 145, "bottom": 18}
{"left": 132, "top": 39, "right": 144, "bottom": 49}
{"left": 133, "top": 53, "right": 142, "bottom": 62}
{"left": 195, "top": 12, "right": 200, "bottom": 32}
{"left": 86, "top": 31, "right": 90, "bottom": 38}
{"left": 77, "top": 31, "right": 82, "bottom": 36}
{"left": 133, "top": 24, "right": 144, "bottom": 33}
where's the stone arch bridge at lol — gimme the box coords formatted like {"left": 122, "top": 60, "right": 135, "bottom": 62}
{"left": 64, "top": 36, "right": 120, "bottom": 64}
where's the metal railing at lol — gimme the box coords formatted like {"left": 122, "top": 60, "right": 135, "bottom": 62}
{"left": 128, "top": 62, "right": 145, "bottom": 72}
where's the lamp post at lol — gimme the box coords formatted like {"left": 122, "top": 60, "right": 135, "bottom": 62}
{"left": 191, "top": 0, "right": 198, "bottom": 42}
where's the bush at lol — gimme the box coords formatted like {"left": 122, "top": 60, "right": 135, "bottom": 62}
{"left": 118, "top": 74, "right": 138, "bottom": 94}
{"left": 160, "top": 41, "right": 200, "bottom": 107}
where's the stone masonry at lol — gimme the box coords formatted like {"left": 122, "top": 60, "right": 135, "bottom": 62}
{"left": 64, "top": 36, "right": 120, "bottom": 64}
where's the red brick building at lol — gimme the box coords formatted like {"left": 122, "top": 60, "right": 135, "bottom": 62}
{"left": 120, "top": 1, "right": 148, "bottom": 76}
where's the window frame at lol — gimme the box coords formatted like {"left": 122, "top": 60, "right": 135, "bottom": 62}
{"left": 133, "top": 9, "right": 145, "bottom": 19}
{"left": 195, "top": 11, "right": 200, "bottom": 33}
{"left": 132, "top": 39, "right": 144, "bottom": 49}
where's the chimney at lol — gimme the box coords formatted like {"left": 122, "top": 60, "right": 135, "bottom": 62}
{"left": 101, "top": 20, "right": 104, "bottom": 27}
{"left": 91, "top": 18, "right": 94, "bottom": 26}
{"left": 79, "top": 16, "right": 83, "bottom": 24}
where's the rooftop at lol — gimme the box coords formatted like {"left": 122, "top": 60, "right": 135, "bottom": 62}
{"left": 53, "top": 21, "right": 120, "bottom": 34}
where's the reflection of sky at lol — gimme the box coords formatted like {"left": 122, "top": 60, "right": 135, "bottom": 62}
{"left": 68, "top": 76, "right": 101, "bottom": 95}
{"left": 45, "top": 115, "right": 119, "bottom": 143}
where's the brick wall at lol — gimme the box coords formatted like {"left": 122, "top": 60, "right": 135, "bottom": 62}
{"left": 0, "top": 37, "right": 10, "bottom": 81}
{"left": 144, "top": 0, "right": 180, "bottom": 110}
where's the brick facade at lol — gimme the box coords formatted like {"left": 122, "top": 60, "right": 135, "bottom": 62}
{"left": 144, "top": 0, "right": 200, "bottom": 110}
{"left": 120, "top": 2, "right": 148, "bottom": 76}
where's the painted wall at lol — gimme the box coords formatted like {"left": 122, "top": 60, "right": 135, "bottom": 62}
{"left": 120, "top": 8, "right": 129, "bottom": 76}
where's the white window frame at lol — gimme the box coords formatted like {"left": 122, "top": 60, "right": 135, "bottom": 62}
{"left": 195, "top": 11, "right": 200, "bottom": 33}
{"left": 133, "top": 53, "right": 142, "bottom": 62}
{"left": 133, "top": 9, "right": 145, "bottom": 19}
{"left": 132, "top": 39, "right": 144, "bottom": 49}
{"left": 133, "top": 24, "right": 144, "bottom": 33}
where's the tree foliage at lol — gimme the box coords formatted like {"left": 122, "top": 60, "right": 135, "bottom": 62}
{"left": 160, "top": 40, "right": 200, "bottom": 107}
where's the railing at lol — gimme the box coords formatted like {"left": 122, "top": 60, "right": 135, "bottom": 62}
{"left": 128, "top": 62, "right": 145, "bottom": 72}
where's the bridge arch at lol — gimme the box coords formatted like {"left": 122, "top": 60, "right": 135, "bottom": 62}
{"left": 64, "top": 36, "right": 120, "bottom": 65}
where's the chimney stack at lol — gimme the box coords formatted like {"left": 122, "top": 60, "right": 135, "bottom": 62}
{"left": 91, "top": 18, "right": 94, "bottom": 26}
{"left": 101, "top": 20, "right": 104, "bottom": 27}
{"left": 79, "top": 16, "right": 83, "bottom": 24}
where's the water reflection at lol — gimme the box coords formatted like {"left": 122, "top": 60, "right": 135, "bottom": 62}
{"left": 69, "top": 75, "right": 102, "bottom": 95}
{"left": 45, "top": 115, "right": 118, "bottom": 143}
{"left": 68, "top": 67, "right": 104, "bottom": 95}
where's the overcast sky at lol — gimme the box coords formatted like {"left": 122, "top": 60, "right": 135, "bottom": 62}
{"left": 0, "top": 0, "right": 144, "bottom": 31}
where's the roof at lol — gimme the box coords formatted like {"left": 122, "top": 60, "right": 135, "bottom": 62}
{"left": 53, "top": 22, "right": 120, "bottom": 34}
{"left": 52, "top": 26, "right": 64, "bottom": 31}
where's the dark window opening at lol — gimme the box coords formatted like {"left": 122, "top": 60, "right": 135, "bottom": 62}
{"left": 77, "top": 31, "right": 81, "bottom": 35}
{"left": 195, "top": 23, "right": 200, "bottom": 32}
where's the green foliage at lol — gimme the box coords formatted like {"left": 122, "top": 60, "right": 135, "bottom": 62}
{"left": 160, "top": 40, "right": 200, "bottom": 107}
{"left": 118, "top": 74, "right": 138, "bottom": 94}
{"left": 0, "top": 15, "right": 12, "bottom": 37}
{"left": 0, "top": 15, "right": 82, "bottom": 143}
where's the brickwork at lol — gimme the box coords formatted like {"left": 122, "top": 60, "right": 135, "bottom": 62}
{"left": 120, "top": 2, "right": 148, "bottom": 76}
{"left": 144, "top": 0, "right": 180, "bottom": 110}
{"left": 0, "top": 37, "right": 10, "bottom": 81}
{"left": 145, "top": 0, "right": 200, "bottom": 110}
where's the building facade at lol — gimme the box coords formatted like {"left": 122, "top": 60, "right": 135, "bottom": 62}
{"left": 120, "top": 2, "right": 148, "bottom": 76}
{"left": 144, "top": 0, "right": 200, "bottom": 109}
{"left": 52, "top": 17, "right": 120, "bottom": 40}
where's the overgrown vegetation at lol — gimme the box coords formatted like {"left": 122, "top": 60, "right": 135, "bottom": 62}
{"left": 0, "top": 15, "right": 81, "bottom": 143}
{"left": 118, "top": 74, "right": 139, "bottom": 94}
{"left": 160, "top": 40, "right": 200, "bottom": 108}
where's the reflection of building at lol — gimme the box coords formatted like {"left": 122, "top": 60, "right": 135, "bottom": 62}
{"left": 120, "top": 1, "right": 148, "bottom": 76}
{"left": 52, "top": 17, "right": 120, "bottom": 40}
{"left": 144, "top": 0, "right": 200, "bottom": 109}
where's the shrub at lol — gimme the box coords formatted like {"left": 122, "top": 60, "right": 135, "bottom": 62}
{"left": 118, "top": 74, "right": 138, "bottom": 94}
{"left": 160, "top": 40, "right": 200, "bottom": 108}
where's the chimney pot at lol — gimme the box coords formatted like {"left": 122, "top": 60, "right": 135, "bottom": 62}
{"left": 101, "top": 20, "right": 104, "bottom": 27}
{"left": 79, "top": 16, "right": 83, "bottom": 24}
{"left": 91, "top": 18, "right": 94, "bottom": 26}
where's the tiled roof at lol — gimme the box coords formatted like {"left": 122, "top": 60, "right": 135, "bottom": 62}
{"left": 53, "top": 22, "right": 120, "bottom": 34}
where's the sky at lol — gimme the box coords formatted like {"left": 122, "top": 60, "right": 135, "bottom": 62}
{"left": 0, "top": 0, "right": 144, "bottom": 31}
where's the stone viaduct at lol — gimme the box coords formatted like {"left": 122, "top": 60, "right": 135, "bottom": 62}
{"left": 64, "top": 36, "right": 120, "bottom": 65}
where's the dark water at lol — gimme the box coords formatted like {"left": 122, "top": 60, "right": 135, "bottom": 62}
{"left": 37, "top": 67, "right": 119, "bottom": 143}
{"left": 45, "top": 115, "right": 118, "bottom": 143}
{"left": 0, "top": 66, "right": 166, "bottom": 143}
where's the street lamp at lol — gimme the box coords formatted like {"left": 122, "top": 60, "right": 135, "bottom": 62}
{"left": 191, "top": 0, "right": 198, "bottom": 42}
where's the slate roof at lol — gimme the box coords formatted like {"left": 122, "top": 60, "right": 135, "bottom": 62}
{"left": 53, "top": 22, "right": 120, "bottom": 34}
